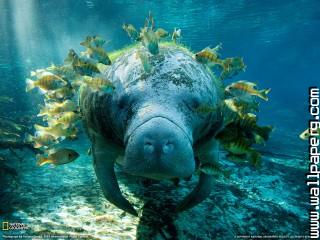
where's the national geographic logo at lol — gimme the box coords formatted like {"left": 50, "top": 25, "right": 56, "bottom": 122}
{"left": 2, "top": 222, "right": 9, "bottom": 231}
{"left": 2, "top": 221, "right": 29, "bottom": 231}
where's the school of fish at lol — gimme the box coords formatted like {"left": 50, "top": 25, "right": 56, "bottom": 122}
{"left": 25, "top": 34, "right": 117, "bottom": 165}
{"left": 25, "top": 13, "right": 273, "bottom": 176}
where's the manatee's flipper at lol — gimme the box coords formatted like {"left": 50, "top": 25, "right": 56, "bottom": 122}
{"left": 92, "top": 136, "right": 138, "bottom": 216}
{"left": 176, "top": 138, "right": 219, "bottom": 212}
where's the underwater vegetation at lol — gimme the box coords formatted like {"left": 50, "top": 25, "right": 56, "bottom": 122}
{"left": 25, "top": 13, "right": 272, "bottom": 217}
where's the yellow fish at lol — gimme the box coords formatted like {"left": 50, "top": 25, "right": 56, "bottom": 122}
{"left": 82, "top": 76, "right": 115, "bottom": 92}
{"left": 47, "top": 64, "right": 77, "bottom": 80}
{"left": 140, "top": 28, "right": 159, "bottom": 55}
{"left": 239, "top": 100, "right": 260, "bottom": 113}
{"left": 38, "top": 100, "right": 77, "bottom": 117}
{"left": 144, "top": 11, "right": 155, "bottom": 30}
{"left": 224, "top": 98, "right": 244, "bottom": 116}
{"left": 224, "top": 140, "right": 251, "bottom": 155}
{"left": 26, "top": 74, "right": 67, "bottom": 92}
{"left": 45, "top": 85, "right": 74, "bottom": 100}
{"left": 123, "top": 24, "right": 140, "bottom": 41}
{"left": 30, "top": 69, "right": 51, "bottom": 78}
{"left": 253, "top": 132, "right": 265, "bottom": 145}
{"left": 172, "top": 28, "right": 181, "bottom": 43}
{"left": 155, "top": 28, "right": 169, "bottom": 39}
{"left": 136, "top": 50, "right": 153, "bottom": 74}
{"left": 299, "top": 128, "right": 320, "bottom": 140}
{"left": 195, "top": 44, "right": 222, "bottom": 64}
{"left": 26, "top": 133, "right": 57, "bottom": 148}
{"left": 80, "top": 36, "right": 106, "bottom": 48}
{"left": 48, "top": 111, "right": 80, "bottom": 127}
{"left": 65, "top": 49, "right": 80, "bottom": 64}
{"left": 199, "top": 162, "right": 230, "bottom": 178}
{"left": 226, "top": 81, "right": 271, "bottom": 102}
{"left": 48, "top": 112, "right": 80, "bottom": 127}
{"left": 219, "top": 57, "right": 246, "bottom": 79}
{"left": 36, "top": 148, "right": 79, "bottom": 166}
{"left": 248, "top": 151, "right": 261, "bottom": 168}
{"left": 226, "top": 151, "right": 261, "bottom": 168}
{"left": 74, "top": 61, "right": 100, "bottom": 76}
{"left": 233, "top": 113, "right": 257, "bottom": 131}
{"left": 84, "top": 46, "right": 111, "bottom": 65}
{"left": 34, "top": 123, "right": 78, "bottom": 139}
{"left": 65, "top": 49, "right": 100, "bottom": 76}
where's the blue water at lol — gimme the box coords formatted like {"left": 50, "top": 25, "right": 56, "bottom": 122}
{"left": 0, "top": 0, "right": 319, "bottom": 239}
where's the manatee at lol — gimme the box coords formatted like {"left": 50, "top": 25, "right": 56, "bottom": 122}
{"left": 79, "top": 44, "right": 224, "bottom": 216}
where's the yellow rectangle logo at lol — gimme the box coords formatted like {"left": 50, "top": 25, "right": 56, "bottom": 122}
{"left": 2, "top": 222, "right": 9, "bottom": 230}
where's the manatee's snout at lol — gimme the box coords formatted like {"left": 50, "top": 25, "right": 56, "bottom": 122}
{"left": 124, "top": 117, "right": 195, "bottom": 179}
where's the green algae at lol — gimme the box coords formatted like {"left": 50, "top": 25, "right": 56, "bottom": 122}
{"left": 108, "top": 43, "right": 138, "bottom": 62}
{"left": 108, "top": 41, "right": 193, "bottom": 63}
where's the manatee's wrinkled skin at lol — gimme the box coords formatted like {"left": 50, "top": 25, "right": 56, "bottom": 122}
{"left": 80, "top": 45, "right": 223, "bottom": 216}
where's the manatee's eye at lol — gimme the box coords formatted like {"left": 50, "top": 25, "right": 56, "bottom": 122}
{"left": 191, "top": 97, "right": 201, "bottom": 109}
{"left": 185, "top": 97, "right": 201, "bottom": 110}
{"left": 118, "top": 94, "right": 132, "bottom": 110}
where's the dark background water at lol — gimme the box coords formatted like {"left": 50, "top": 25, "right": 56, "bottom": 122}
{"left": 0, "top": 1, "right": 318, "bottom": 238}
{"left": 0, "top": 0, "right": 319, "bottom": 153}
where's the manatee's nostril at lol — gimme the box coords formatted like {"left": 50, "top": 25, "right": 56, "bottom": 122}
{"left": 144, "top": 141, "right": 154, "bottom": 154}
{"left": 163, "top": 141, "right": 174, "bottom": 154}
